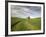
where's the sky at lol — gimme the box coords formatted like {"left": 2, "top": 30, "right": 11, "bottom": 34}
{"left": 11, "top": 5, "right": 41, "bottom": 18}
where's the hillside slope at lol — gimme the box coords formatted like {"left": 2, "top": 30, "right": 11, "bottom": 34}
{"left": 11, "top": 17, "right": 41, "bottom": 31}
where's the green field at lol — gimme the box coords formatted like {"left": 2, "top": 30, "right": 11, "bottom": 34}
{"left": 11, "top": 17, "right": 41, "bottom": 31}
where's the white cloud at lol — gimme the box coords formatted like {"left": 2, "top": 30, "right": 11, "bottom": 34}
{"left": 11, "top": 5, "right": 41, "bottom": 18}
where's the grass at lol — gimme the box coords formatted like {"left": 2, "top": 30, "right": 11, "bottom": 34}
{"left": 11, "top": 17, "right": 41, "bottom": 31}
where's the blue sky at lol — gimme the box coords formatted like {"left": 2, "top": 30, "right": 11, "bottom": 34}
{"left": 11, "top": 5, "right": 41, "bottom": 18}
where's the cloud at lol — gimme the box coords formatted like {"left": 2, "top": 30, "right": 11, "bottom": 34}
{"left": 11, "top": 5, "right": 41, "bottom": 18}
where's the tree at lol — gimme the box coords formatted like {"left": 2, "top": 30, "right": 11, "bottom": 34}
{"left": 28, "top": 16, "right": 30, "bottom": 20}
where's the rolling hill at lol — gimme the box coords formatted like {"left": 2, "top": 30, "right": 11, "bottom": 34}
{"left": 11, "top": 17, "right": 41, "bottom": 31}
